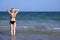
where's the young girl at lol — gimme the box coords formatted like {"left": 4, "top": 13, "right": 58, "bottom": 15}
{"left": 8, "top": 8, "right": 19, "bottom": 35}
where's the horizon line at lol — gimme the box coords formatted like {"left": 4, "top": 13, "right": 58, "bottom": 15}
{"left": 0, "top": 11, "right": 60, "bottom": 12}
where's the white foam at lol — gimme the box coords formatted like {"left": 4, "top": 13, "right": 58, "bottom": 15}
{"left": 47, "top": 27, "right": 60, "bottom": 30}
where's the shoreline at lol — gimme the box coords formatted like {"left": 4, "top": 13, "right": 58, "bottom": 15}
{"left": 0, "top": 30, "right": 60, "bottom": 36}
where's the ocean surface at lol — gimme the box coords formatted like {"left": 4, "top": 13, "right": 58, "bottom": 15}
{"left": 0, "top": 12, "right": 60, "bottom": 40}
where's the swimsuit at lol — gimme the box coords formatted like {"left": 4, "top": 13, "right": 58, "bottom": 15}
{"left": 10, "top": 21, "right": 15, "bottom": 24}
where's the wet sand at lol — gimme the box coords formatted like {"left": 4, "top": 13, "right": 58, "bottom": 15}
{"left": 0, "top": 30, "right": 60, "bottom": 40}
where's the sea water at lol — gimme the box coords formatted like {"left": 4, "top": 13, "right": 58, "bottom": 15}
{"left": 0, "top": 12, "right": 60, "bottom": 32}
{"left": 0, "top": 12, "right": 60, "bottom": 40}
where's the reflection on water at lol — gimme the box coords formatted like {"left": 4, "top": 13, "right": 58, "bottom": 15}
{"left": 10, "top": 35, "right": 16, "bottom": 40}
{"left": 10, "top": 34, "right": 60, "bottom": 40}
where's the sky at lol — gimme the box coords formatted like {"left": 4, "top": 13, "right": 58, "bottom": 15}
{"left": 0, "top": 0, "right": 60, "bottom": 11}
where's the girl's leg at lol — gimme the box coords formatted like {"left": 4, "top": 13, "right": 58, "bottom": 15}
{"left": 13, "top": 22, "right": 16, "bottom": 35}
{"left": 10, "top": 23, "right": 14, "bottom": 35}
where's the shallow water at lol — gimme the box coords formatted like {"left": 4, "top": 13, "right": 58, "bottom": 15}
{"left": 0, "top": 30, "right": 60, "bottom": 40}
{"left": 0, "top": 27, "right": 60, "bottom": 40}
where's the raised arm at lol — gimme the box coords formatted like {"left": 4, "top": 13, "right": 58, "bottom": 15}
{"left": 7, "top": 9, "right": 11, "bottom": 14}
{"left": 15, "top": 9, "right": 19, "bottom": 14}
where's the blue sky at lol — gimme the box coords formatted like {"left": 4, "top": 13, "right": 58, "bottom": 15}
{"left": 0, "top": 0, "right": 60, "bottom": 11}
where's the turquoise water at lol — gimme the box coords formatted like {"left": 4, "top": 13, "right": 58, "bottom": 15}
{"left": 0, "top": 12, "right": 60, "bottom": 20}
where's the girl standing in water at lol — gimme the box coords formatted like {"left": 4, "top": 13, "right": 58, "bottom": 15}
{"left": 8, "top": 8, "right": 19, "bottom": 35}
